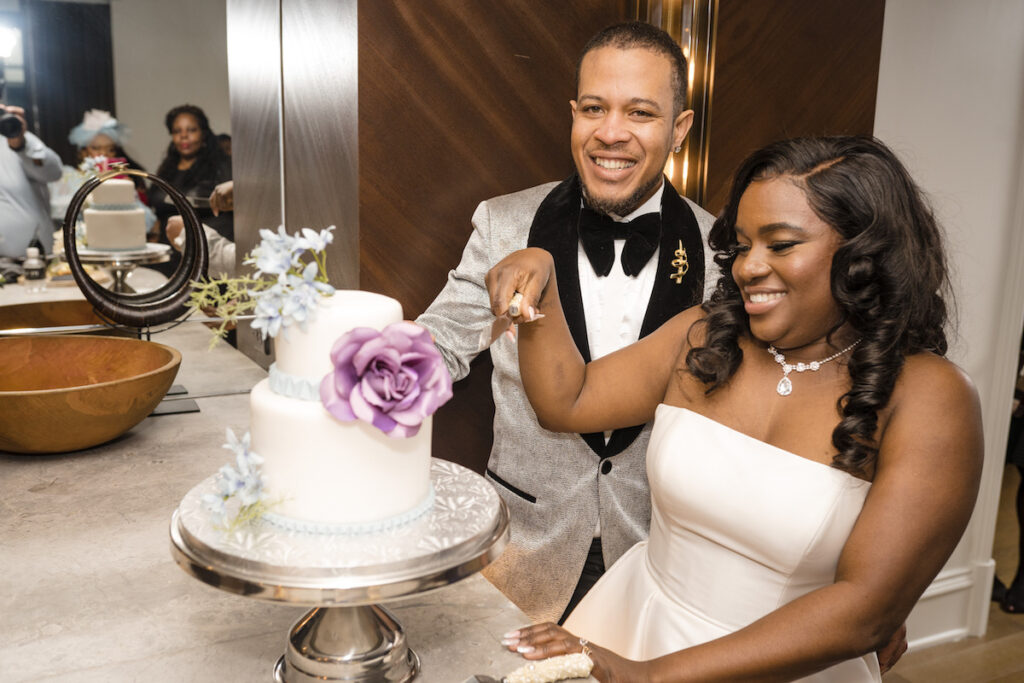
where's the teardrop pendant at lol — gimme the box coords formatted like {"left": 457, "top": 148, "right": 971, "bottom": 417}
{"left": 767, "top": 340, "right": 862, "bottom": 397}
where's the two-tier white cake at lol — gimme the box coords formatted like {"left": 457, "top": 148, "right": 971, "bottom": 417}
{"left": 251, "top": 290, "right": 435, "bottom": 532}
{"left": 83, "top": 179, "right": 147, "bottom": 250}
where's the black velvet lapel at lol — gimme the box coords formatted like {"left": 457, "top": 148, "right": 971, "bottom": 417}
{"left": 639, "top": 179, "right": 706, "bottom": 337}
{"left": 526, "top": 175, "right": 706, "bottom": 459}
{"left": 527, "top": 174, "right": 592, "bottom": 362}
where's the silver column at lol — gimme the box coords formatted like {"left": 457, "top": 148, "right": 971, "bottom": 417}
{"left": 226, "top": 0, "right": 359, "bottom": 366}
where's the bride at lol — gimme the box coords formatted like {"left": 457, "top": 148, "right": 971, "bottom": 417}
{"left": 488, "top": 136, "right": 983, "bottom": 681}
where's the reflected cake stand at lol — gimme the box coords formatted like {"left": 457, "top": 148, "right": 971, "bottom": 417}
{"left": 170, "top": 458, "right": 509, "bottom": 682}
{"left": 64, "top": 243, "right": 171, "bottom": 294}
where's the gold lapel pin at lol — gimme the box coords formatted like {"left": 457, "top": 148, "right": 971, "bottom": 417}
{"left": 670, "top": 240, "right": 688, "bottom": 284}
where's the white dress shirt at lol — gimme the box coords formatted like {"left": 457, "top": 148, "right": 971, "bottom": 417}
{"left": 578, "top": 183, "right": 664, "bottom": 536}
{"left": 578, "top": 183, "right": 664, "bottom": 362}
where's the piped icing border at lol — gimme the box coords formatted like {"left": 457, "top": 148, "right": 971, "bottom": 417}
{"left": 268, "top": 362, "right": 321, "bottom": 401}
{"left": 262, "top": 485, "right": 436, "bottom": 535}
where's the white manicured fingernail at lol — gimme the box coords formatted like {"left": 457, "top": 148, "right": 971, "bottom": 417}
{"left": 503, "top": 630, "right": 520, "bottom": 639}
{"left": 508, "top": 292, "right": 523, "bottom": 317}
{"left": 501, "top": 638, "right": 518, "bottom": 646}
{"left": 516, "top": 645, "right": 534, "bottom": 654}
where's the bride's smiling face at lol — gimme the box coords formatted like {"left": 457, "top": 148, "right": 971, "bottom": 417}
{"left": 731, "top": 177, "right": 848, "bottom": 354}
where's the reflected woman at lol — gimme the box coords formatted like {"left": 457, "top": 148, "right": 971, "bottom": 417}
{"left": 489, "top": 136, "right": 983, "bottom": 681}
{"left": 67, "top": 109, "right": 149, "bottom": 201}
{"left": 148, "top": 104, "right": 232, "bottom": 275}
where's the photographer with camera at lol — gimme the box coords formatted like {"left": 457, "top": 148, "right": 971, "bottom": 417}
{"left": 0, "top": 103, "right": 62, "bottom": 258}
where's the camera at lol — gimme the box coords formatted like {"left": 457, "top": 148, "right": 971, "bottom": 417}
{"left": 0, "top": 111, "right": 24, "bottom": 138}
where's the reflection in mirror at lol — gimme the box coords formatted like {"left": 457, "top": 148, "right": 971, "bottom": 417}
{"left": 0, "top": 20, "right": 25, "bottom": 106}
{"left": 6, "top": 0, "right": 230, "bottom": 169}
{"left": 2, "top": 0, "right": 231, "bottom": 264}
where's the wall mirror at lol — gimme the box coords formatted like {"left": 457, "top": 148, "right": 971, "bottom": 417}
{"left": 0, "top": 0, "right": 230, "bottom": 185}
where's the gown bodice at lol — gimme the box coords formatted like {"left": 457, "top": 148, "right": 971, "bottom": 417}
{"left": 564, "top": 404, "right": 880, "bottom": 681}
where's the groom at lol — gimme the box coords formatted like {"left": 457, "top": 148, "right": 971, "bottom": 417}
{"left": 417, "top": 22, "right": 715, "bottom": 624}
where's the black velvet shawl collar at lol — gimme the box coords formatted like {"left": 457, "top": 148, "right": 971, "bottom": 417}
{"left": 526, "top": 174, "right": 706, "bottom": 459}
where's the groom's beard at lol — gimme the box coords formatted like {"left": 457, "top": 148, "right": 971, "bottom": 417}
{"left": 581, "top": 172, "right": 662, "bottom": 218}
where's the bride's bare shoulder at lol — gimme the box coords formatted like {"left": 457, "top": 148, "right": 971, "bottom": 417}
{"left": 883, "top": 352, "right": 982, "bottom": 456}
{"left": 894, "top": 353, "right": 978, "bottom": 407}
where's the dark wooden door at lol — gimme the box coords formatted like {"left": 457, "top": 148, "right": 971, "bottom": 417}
{"left": 358, "top": 1, "right": 630, "bottom": 473}
{"left": 700, "top": 0, "right": 886, "bottom": 213}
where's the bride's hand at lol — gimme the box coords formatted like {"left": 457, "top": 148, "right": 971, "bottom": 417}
{"left": 503, "top": 622, "right": 647, "bottom": 682}
{"left": 485, "top": 248, "right": 554, "bottom": 323}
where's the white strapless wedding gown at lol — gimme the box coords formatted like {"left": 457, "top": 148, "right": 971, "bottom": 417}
{"left": 565, "top": 405, "right": 880, "bottom": 681}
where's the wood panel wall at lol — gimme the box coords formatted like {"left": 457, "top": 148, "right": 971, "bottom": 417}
{"left": 358, "top": 1, "right": 630, "bottom": 472}
{"left": 700, "top": 0, "right": 886, "bottom": 214}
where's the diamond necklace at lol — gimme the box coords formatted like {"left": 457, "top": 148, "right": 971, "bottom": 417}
{"left": 767, "top": 339, "right": 861, "bottom": 396}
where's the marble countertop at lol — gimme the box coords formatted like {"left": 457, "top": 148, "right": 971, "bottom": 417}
{"left": 0, "top": 281, "right": 564, "bottom": 682}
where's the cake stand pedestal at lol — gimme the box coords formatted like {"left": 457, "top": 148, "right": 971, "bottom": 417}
{"left": 63, "top": 243, "right": 171, "bottom": 293}
{"left": 170, "top": 459, "right": 509, "bottom": 682}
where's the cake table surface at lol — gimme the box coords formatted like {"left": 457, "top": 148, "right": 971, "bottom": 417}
{"left": 0, "top": 287, "right": 590, "bottom": 682}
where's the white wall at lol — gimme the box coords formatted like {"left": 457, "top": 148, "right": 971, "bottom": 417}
{"left": 109, "top": 0, "right": 230, "bottom": 171}
{"left": 874, "top": 0, "right": 1024, "bottom": 647}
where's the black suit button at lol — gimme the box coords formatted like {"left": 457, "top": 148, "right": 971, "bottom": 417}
{"left": 601, "top": 460, "right": 612, "bottom": 475}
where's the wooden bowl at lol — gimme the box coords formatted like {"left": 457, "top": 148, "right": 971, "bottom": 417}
{"left": 0, "top": 335, "right": 181, "bottom": 454}
{"left": 0, "top": 299, "right": 124, "bottom": 335}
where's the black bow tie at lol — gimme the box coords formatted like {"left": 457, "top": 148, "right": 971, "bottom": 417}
{"left": 578, "top": 208, "right": 661, "bottom": 277}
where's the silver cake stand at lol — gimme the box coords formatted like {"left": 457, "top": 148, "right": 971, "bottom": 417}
{"left": 170, "top": 458, "right": 509, "bottom": 682}
{"left": 63, "top": 243, "right": 171, "bottom": 293}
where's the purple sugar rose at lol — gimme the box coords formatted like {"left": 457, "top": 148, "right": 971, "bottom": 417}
{"left": 320, "top": 321, "right": 453, "bottom": 438}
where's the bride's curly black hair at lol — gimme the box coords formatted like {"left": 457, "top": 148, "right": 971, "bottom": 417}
{"left": 686, "top": 136, "right": 951, "bottom": 476}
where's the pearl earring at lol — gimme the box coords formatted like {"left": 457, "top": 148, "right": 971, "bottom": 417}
{"left": 673, "top": 146, "right": 682, "bottom": 154}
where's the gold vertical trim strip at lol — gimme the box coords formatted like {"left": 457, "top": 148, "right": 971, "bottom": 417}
{"left": 639, "top": 0, "right": 715, "bottom": 206}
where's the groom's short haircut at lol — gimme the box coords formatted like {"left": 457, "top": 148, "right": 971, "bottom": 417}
{"left": 575, "top": 21, "right": 689, "bottom": 116}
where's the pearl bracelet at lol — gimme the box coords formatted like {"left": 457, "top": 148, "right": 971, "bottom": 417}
{"left": 504, "top": 652, "right": 594, "bottom": 683}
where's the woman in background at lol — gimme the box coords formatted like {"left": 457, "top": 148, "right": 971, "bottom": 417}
{"left": 490, "top": 136, "right": 983, "bottom": 681}
{"left": 150, "top": 104, "right": 232, "bottom": 237}
{"left": 66, "top": 109, "right": 149, "bottom": 201}
{"left": 148, "top": 104, "right": 231, "bottom": 274}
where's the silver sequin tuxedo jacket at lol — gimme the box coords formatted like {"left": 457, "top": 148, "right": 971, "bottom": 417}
{"left": 417, "top": 176, "right": 717, "bottom": 622}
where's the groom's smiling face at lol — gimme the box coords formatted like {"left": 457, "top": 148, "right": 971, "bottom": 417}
{"left": 570, "top": 46, "right": 692, "bottom": 216}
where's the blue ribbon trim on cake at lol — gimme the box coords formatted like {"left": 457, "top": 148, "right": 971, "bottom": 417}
{"left": 89, "top": 203, "right": 141, "bottom": 210}
{"left": 262, "top": 485, "right": 436, "bottom": 534}
{"left": 268, "top": 363, "right": 322, "bottom": 401}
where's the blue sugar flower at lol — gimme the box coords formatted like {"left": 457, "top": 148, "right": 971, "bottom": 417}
{"left": 298, "top": 260, "right": 335, "bottom": 296}
{"left": 237, "top": 478, "right": 263, "bottom": 507}
{"left": 251, "top": 287, "right": 286, "bottom": 340}
{"left": 206, "top": 430, "right": 268, "bottom": 528}
{"left": 248, "top": 242, "right": 295, "bottom": 281}
{"left": 216, "top": 463, "right": 246, "bottom": 497}
{"left": 297, "top": 225, "right": 335, "bottom": 252}
{"left": 202, "top": 493, "right": 228, "bottom": 525}
{"left": 223, "top": 428, "right": 250, "bottom": 459}
{"left": 257, "top": 225, "right": 299, "bottom": 253}
{"left": 278, "top": 270, "right": 325, "bottom": 333}
{"left": 236, "top": 449, "right": 263, "bottom": 481}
